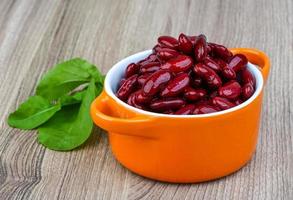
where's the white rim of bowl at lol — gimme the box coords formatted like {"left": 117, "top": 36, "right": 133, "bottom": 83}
{"left": 104, "top": 50, "right": 263, "bottom": 118}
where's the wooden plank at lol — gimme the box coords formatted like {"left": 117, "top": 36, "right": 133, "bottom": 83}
{"left": 0, "top": 0, "right": 292, "bottom": 199}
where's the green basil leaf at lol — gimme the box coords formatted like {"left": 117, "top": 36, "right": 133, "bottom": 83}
{"left": 60, "top": 90, "right": 87, "bottom": 106}
{"left": 60, "top": 81, "right": 103, "bottom": 106}
{"left": 7, "top": 96, "right": 61, "bottom": 129}
{"left": 36, "top": 58, "right": 100, "bottom": 101}
{"left": 89, "top": 66, "right": 104, "bottom": 84}
{"left": 95, "top": 83, "right": 103, "bottom": 96}
{"left": 37, "top": 79, "right": 96, "bottom": 151}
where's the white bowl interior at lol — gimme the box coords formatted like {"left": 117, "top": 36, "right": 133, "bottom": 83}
{"left": 105, "top": 50, "right": 264, "bottom": 118}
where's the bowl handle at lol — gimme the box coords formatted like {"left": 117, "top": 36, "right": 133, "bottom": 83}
{"left": 230, "top": 48, "right": 270, "bottom": 84}
{"left": 90, "top": 91, "right": 156, "bottom": 138}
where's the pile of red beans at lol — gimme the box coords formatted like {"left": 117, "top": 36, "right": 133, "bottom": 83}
{"left": 116, "top": 34, "right": 256, "bottom": 115}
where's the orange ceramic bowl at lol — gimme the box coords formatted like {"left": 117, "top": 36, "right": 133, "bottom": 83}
{"left": 90, "top": 48, "right": 270, "bottom": 183}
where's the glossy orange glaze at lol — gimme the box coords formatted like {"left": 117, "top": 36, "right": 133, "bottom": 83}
{"left": 90, "top": 48, "right": 270, "bottom": 183}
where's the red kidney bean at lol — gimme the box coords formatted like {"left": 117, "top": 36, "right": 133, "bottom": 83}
{"left": 213, "top": 44, "right": 233, "bottom": 60}
{"left": 222, "top": 67, "right": 236, "bottom": 80}
{"left": 184, "top": 87, "right": 206, "bottom": 101}
{"left": 194, "top": 34, "right": 207, "bottom": 62}
{"left": 235, "top": 99, "right": 243, "bottom": 105}
{"left": 242, "top": 83, "right": 255, "bottom": 100}
{"left": 125, "top": 63, "right": 140, "bottom": 78}
{"left": 175, "top": 104, "right": 195, "bottom": 115}
{"left": 137, "top": 53, "right": 158, "bottom": 66}
{"left": 206, "top": 44, "right": 212, "bottom": 54}
{"left": 150, "top": 98, "right": 186, "bottom": 111}
{"left": 228, "top": 54, "right": 248, "bottom": 72}
{"left": 212, "top": 97, "right": 235, "bottom": 110}
{"left": 163, "top": 110, "right": 174, "bottom": 114}
{"left": 147, "top": 53, "right": 158, "bottom": 61}
{"left": 193, "top": 104, "right": 219, "bottom": 114}
{"left": 117, "top": 74, "right": 138, "bottom": 100}
{"left": 194, "top": 100, "right": 209, "bottom": 106}
{"left": 236, "top": 72, "right": 242, "bottom": 83}
{"left": 216, "top": 59, "right": 228, "bottom": 68}
{"left": 142, "top": 70, "right": 172, "bottom": 96}
{"left": 135, "top": 90, "right": 152, "bottom": 104}
{"left": 193, "top": 63, "right": 222, "bottom": 88}
{"left": 210, "top": 43, "right": 233, "bottom": 61}
{"left": 192, "top": 76, "right": 202, "bottom": 87}
{"left": 161, "top": 55, "right": 194, "bottom": 73}
{"left": 127, "top": 92, "right": 136, "bottom": 106}
{"left": 158, "top": 36, "right": 179, "bottom": 49}
{"left": 127, "top": 92, "right": 144, "bottom": 109}
{"left": 178, "top": 33, "right": 193, "bottom": 54}
{"left": 203, "top": 56, "right": 221, "bottom": 72}
{"left": 209, "top": 90, "right": 218, "bottom": 98}
{"left": 138, "top": 58, "right": 152, "bottom": 66}
{"left": 157, "top": 48, "right": 180, "bottom": 61}
{"left": 241, "top": 67, "right": 256, "bottom": 87}
{"left": 137, "top": 58, "right": 148, "bottom": 66}
{"left": 153, "top": 44, "right": 163, "bottom": 53}
{"left": 218, "top": 80, "right": 241, "bottom": 100}
{"left": 140, "top": 62, "right": 161, "bottom": 73}
{"left": 187, "top": 68, "right": 193, "bottom": 76}
{"left": 208, "top": 42, "right": 216, "bottom": 49}
{"left": 137, "top": 73, "right": 151, "bottom": 86}
{"left": 161, "top": 73, "right": 190, "bottom": 97}
{"left": 188, "top": 35, "right": 197, "bottom": 43}
{"left": 119, "top": 78, "right": 126, "bottom": 87}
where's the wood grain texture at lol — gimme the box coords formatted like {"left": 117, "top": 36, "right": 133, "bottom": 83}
{"left": 0, "top": 0, "right": 292, "bottom": 199}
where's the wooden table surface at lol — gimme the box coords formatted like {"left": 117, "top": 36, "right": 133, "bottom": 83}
{"left": 0, "top": 0, "right": 292, "bottom": 199}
